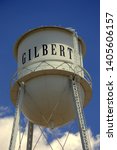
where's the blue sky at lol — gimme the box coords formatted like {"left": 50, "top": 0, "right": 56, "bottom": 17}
{"left": 0, "top": 0, "right": 100, "bottom": 149}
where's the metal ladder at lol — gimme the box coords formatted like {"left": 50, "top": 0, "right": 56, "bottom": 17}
{"left": 72, "top": 78, "right": 91, "bottom": 150}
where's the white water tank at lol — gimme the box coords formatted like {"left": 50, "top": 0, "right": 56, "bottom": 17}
{"left": 11, "top": 26, "right": 92, "bottom": 128}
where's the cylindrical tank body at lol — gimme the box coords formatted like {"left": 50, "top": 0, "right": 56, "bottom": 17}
{"left": 11, "top": 26, "right": 92, "bottom": 128}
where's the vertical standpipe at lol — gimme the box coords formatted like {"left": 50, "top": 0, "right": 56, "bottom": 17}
{"left": 26, "top": 121, "right": 34, "bottom": 150}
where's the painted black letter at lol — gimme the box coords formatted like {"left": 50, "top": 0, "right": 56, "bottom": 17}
{"left": 67, "top": 47, "right": 72, "bottom": 59}
{"left": 60, "top": 45, "right": 65, "bottom": 57}
{"left": 28, "top": 49, "right": 31, "bottom": 60}
{"left": 22, "top": 53, "right": 26, "bottom": 64}
{"left": 42, "top": 44, "right": 48, "bottom": 55}
{"left": 34, "top": 46, "right": 39, "bottom": 58}
{"left": 51, "top": 44, "right": 57, "bottom": 55}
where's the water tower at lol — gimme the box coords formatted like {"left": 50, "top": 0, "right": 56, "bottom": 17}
{"left": 9, "top": 26, "right": 92, "bottom": 150}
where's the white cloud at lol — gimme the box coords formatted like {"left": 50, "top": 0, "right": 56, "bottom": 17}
{"left": 0, "top": 117, "right": 13, "bottom": 149}
{"left": 0, "top": 106, "right": 10, "bottom": 117}
{"left": 0, "top": 117, "right": 100, "bottom": 150}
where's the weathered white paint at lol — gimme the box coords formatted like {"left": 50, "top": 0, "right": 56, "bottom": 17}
{"left": 11, "top": 26, "right": 92, "bottom": 128}
{"left": 17, "top": 27, "right": 83, "bottom": 79}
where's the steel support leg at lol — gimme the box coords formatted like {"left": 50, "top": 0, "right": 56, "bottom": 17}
{"left": 9, "top": 82, "right": 25, "bottom": 150}
{"left": 26, "top": 121, "right": 34, "bottom": 150}
{"left": 71, "top": 79, "right": 91, "bottom": 150}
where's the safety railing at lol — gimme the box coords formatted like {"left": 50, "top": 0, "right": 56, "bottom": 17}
{"left": 75, "top": 65, "right": 92, "bottom": 87}
{"left": 11, "top": 62, "right": 92, "bottom": 88}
